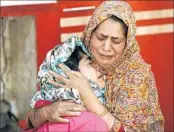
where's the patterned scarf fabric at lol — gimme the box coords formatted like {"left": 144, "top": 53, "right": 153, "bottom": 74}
{"left": 30, "top": 35, "right": 106, "bottom": 108}
{"left": 83, "top": 1, "right": 164, "bottom": 131}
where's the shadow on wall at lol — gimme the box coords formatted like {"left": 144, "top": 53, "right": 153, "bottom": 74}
{"left": 0, "top": 16, "right": 37, "bottom": 119}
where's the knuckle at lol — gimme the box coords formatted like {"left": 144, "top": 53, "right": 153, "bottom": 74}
{"left": 63, "top": 111, "right": 68, "bottom": 116}
{"left": 70, "top": 107, "right": 75, "bottom": 111}
{"left": 58, "top": 110, "right": 64, "bottom": 116}
{"left": 52, "top": 112, "right": 56, "bottom": 117}
{"left": 51, "top": 115, "right": 56, "bottom": 121}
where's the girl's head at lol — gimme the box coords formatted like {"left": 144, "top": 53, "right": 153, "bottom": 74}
{"left": 64, "top": 47, "right": 105, "bottom": 88}
{"left": 64, "top": 46, "right": 84, "bottom": 71}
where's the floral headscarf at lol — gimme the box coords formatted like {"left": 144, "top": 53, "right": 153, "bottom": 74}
{"left": 83, "top": 1, "right": 139, "bottom": 68}
{"left": 83, "top": 1, "right": 164, "bottom": 131}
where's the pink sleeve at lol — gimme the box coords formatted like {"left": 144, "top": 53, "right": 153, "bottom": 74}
{"left": 34, "top": 100, "right": 52, "bottom": 109}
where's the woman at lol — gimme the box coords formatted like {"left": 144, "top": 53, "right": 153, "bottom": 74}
{"left": 26, "top": 1, "right": 164, "bottom": 131}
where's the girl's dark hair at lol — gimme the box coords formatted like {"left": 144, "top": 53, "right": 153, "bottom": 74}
{"left": 109, "top": 15, "right": 128, "bottom": 38}
{"left": 64, "top": 46, "right": 84, "bottom": 71}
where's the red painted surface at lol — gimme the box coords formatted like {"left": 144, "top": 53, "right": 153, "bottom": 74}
{"left": 125, "top": 1, "right": 173, "bottom": 11}
{"left": 137, "top": 18, "right": 173, "bottom": 26}
{"left": 1, "top": 1, "right": 173, "bottom": 131}
{"left": 137, "top": 33, "right": 173, "bottom": 131}
{"left": 36, "top": 11, "right": 60, "bottom": 68}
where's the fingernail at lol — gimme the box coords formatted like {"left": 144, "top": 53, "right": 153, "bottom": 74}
{"left": 65, "top": 118, "right": 70, "bottom": 123}
{"left": 76, "top": 112, "right": 81, "bottom": 116}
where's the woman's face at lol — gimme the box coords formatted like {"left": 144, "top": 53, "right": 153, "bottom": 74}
{"left": 89, "top": 18, "right": 126, "bottom": 67}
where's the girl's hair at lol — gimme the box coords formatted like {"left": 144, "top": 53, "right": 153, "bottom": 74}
{"left": 64, "top": 46, "right": 84, "bottom": 71}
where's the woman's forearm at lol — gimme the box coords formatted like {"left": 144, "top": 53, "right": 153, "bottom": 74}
{"left": 29, "top": 107, "right": 48, "bottom": 128}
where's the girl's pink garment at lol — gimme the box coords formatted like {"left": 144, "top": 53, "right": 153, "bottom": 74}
{"left": 26, "top": 100, "right": 109, "bottom": 132}
{"left": 36, "top": 111, "right": 109, "bottom": 132}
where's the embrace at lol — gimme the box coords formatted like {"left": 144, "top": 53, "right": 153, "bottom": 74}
{"left": 25, "top": 1, "right": 164, "bottom": 132}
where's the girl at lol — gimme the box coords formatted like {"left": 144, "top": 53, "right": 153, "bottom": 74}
{"left": 26, "top": 35, "right": 109, "bottom": 132}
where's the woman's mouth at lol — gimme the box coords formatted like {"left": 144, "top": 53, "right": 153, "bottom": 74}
{"left": 98, "top": 53, "right": 112, "bottom": 59}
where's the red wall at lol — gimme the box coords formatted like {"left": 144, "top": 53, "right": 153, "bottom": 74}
{"left": 1, "top": 1, "right": 173, "bottom": 131}
{"left": 125, "top": 1, "right": 173, "bottom": 131}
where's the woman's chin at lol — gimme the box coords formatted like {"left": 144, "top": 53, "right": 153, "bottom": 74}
{"left": 97, "top": 60, "right": 114, "bottom": 67}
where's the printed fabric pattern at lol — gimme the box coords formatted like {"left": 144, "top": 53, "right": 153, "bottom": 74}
{"left": 83, "top": 1, "right": 164, "bottom": 132}
{"left": 30, "top": 35, "right": 106, "bottom": 108}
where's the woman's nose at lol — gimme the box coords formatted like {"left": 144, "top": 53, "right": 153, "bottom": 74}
{"left": 102, "top": 39, "right": 112, "bottom": 52}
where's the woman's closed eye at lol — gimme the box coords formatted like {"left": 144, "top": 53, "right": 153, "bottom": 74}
{"left": 112, "top": 38, "right": 124, "bottom": 45}
{"left": 96, "top": 34, "right": 106, "bottom": 41}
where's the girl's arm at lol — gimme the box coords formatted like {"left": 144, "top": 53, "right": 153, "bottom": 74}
{"left": 48, "top": 65, "right": 116, "bottom": 130}
{"left": 80, "top": 87, "right": 116, "bottom": 130}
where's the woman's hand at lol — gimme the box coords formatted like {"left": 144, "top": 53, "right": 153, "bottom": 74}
{"left": 44, "top": 101, "right": 84, "bottom": 123}
{"left": 48, "top": 63, "right": 92, "bottom": 94}
{"left": 48, "top": 63, "right": 101, "bottom": 111}
{"left": 48, "top": 64, "right": 102, "bottom": 112}
{"left": 30, "top": 101, "right": 85, "bottom": 127}
{"left": 47, "top": 64, "right": 115, "bottom": 130}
